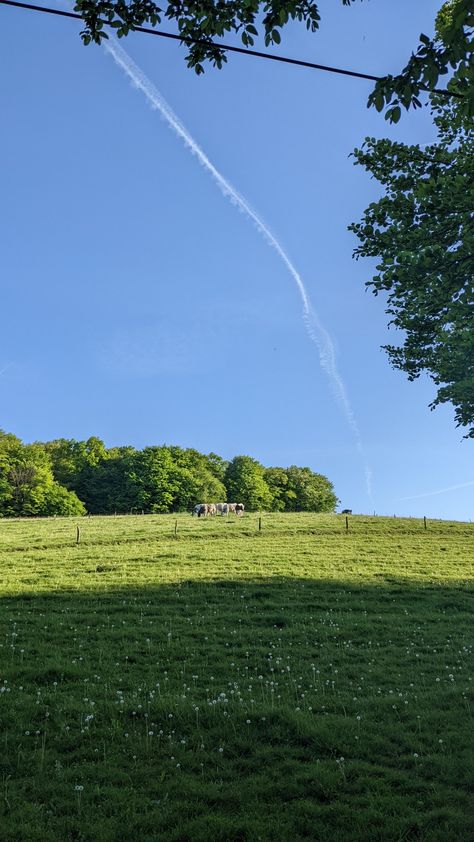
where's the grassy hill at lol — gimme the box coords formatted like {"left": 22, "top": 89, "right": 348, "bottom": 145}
{"left": 0, "top": 513, "right": 472, "bottom": 841}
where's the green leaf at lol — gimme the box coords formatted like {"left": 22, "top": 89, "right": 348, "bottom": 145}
{"left": 374, "top": 89, "right": 385, "bottom": 112}
{"left": 388, "top": 106, "right": 402, "bottom": 123}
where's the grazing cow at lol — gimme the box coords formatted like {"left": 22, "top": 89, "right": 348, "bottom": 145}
{"left": 194, "top": 502, "right": 243, "bottom": 517}
{"left": 341, "top": 509, "right": 352, "bottom": 515}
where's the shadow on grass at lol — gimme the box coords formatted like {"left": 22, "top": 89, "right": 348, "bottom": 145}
{"left": 0, "top": 577, "right": 472, "bottom": 842}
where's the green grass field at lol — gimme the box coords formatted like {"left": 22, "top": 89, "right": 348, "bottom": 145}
{"left": 0, "top": 513, "right": 472, "bottom": 841}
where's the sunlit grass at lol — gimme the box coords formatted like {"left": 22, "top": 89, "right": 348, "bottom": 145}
{"left": 0, "top": 513, "right": 473, "bottom": 840}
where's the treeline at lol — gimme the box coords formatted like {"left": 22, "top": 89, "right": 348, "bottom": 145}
{"left": 0, "top": 431, "right": 338, "bottom": 517}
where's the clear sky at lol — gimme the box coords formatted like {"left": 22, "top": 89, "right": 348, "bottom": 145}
{"left": 1, "top": 0, "right": 473, "bottom": 520}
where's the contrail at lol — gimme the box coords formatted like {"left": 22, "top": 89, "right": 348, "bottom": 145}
{"left": 399, "top": 480, "right": 474, "bottom": 501}
{"left": 103, "top": 37, "right": 373, "bottom": 499}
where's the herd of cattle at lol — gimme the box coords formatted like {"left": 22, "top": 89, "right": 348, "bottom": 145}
{"left": 193, "top": 502, "right": 245, "bottom": 517}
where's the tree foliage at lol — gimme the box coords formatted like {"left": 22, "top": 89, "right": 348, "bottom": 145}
{"left": 369, "top": 0, "right": 473, "bottom": 123}
{"left": 0, "top": 432, "right": 337, "bottom": 516}
{"left": 349, "top": 99, "right": 474, "bottom": 437}
{"left": 224, "top": 455, "right": 273, "bottom": 511}
{"left": 74, "top": 0, "right": 473, "bottom": 120}
{"left": 0, "top": 432, "right": 86, "bottom": 517}
{"left": 265, "top": 465, "right": 338, "bottom": 512}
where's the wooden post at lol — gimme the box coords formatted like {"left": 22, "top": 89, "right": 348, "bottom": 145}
{"left": 76, "top": 525, "right": 81, "bottom": 545}
{"left": 424, "top": 516, "right": 427, "bottom": 530}
{"left": 174, "top": 519, "right": 178, "bottom": 537}
{"left": 258, "top": 517, "right": 262, "bottom": 532}
{"left": 345, "top": 516, "right": 349, "bottom": 531}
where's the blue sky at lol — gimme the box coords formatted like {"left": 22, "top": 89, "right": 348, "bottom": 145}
{"left": 1, "top": 0, "right": 473, "bottom": 519}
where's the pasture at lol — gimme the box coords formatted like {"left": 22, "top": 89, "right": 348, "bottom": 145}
{"left": 0, "top": 513, "right": 472, "bottom": 841}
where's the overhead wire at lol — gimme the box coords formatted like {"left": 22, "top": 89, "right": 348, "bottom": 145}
{"left": 0, "top": 0, "right": 465, "bottom": 100}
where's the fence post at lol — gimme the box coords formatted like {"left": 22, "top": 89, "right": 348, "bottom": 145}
{"left": 174, "top": 519, "right": 178, "bottom": 537}
{"left": 424, "top": 516, "right": 427, "bottom": 530}
{"left": 345, "top": 516, "right": 349, "bottom": 532}
{"left": 258, "top": 516, "right": 262, "bottom": 532}
{"left": 76, "top": 525, "right": 81, "bottom": 545}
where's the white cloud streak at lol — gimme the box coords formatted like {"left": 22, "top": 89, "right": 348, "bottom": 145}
{"left": 103, "top": 37, "right": 373, "bottom": 500}
{"left": 399, "top": 480, "right": 474, "bottom": 501}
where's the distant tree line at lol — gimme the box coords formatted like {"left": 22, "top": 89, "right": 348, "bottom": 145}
{"left": 0, "top": 431, "right": 338, "bottom": 517}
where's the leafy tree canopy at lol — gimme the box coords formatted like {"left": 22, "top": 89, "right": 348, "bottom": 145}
{"left": 224, "top": 455, "right": 273, "bottom": 511}
{"left": 74, "top": 0, "right": 473, "bottom": 120}
{"left": 370, "top": 0, "right": 473, "bottom": 123}
{"left": 0, "top": 432, "right": 85, "bottom": 517}
{"left": 265, "top": 465, "right": 338, "bottom": 512}
{"left": 349, "top": 96, "right": 474, "bottom": 437}
{"left": 1, "top": 433, "right": 337, "bottom": 516}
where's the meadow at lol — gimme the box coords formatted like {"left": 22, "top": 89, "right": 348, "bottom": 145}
{"left": 0, "top": 512, "right": 472, "bottom": 841}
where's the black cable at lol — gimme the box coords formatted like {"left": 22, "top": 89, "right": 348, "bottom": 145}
{"left": 0, "top": 0, "right": 465, "bottom": 100}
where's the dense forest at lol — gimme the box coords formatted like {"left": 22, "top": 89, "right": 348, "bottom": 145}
{"left": 0, "top": 431, "right": 338, "bottom": 517}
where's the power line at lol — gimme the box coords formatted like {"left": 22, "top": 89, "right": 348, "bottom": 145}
{"left": 0, "top": 0, "right": 464, "bottom": 100}
{"left": 1, "top": 0, "right": 379, "bottom": 82}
